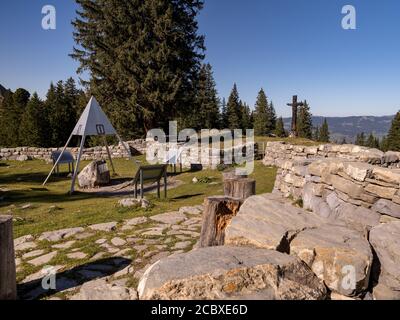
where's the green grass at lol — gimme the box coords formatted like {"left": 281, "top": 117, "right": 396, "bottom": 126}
{"left": 0, "top": 156, "right": 277, "bottom": 238}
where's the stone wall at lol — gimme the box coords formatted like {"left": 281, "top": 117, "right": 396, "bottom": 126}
{"left": 0, "top": 140, "right": 256, "bottom": 170}
{"left": 264, "top": 142, "right": 400, "bottom": 221}
{"left": 0, "top": 140, "right": 147, "bottom": 162}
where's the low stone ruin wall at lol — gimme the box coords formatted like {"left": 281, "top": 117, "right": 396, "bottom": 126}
{"left": 0, "top": 140, "right": 147, "bottom": 162}
{"left": 262, "top": 141, "right": 400, "bottom": 299}
{"left": 0, "top": 140, "right": 256, "bottom": 170}
{"left": 263, "top": 141, "right": 400, "bottom": 168}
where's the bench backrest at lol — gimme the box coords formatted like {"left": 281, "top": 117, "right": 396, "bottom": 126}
{"left": 133, "top": 165, "right": 167, "bottom": 183}
{"left": 51, "top": 151, "right": 75, "bottom": 164}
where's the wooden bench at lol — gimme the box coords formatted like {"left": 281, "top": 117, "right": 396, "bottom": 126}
{"left": 51, "top": 150, "right": 75, "bottom": 174}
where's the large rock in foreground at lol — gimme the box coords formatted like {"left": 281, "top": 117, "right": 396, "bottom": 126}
{"left": 78, "top": 160, "right": 110, "bottom": 189}
{"left": 369, "top": 222, "right": 400, "bottom": 299}
{"left": 290, "top": 224, "right": 373, "bottom": 297}
{"left": 225, "top": 194, "right": 325, "bottom": 252}
{"left": 138, "top": 246, "right": 327, "bottom": 300}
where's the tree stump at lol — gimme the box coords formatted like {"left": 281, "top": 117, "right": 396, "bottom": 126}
{"left": 222, "top": 170, "right": 248, "bottom": 181}
{"left": 224, "top": 178, "right": 256, "bottom": 200}
{"left": 199, "top": 196, "right": 243, "bottom": 248}
{"left": 0, "top": 216, "right": 17, "bottom": 300}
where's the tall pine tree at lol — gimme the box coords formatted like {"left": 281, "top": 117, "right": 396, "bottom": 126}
{"left": 297, "top": 100, "right": 313, "bottom": 139}
{"left": 266, "top": 101, "right": 277, "bottom": 133}
{"left": 71, "top": 0, "right": 205, "bottom": 138}
{"left": 275, "top": 117, "right": 287, "bottom": 137}
{"left": 19, "top": 93, "right": 50, "bottom": 147}
{"left": 253, "top": 88, "right": 269, "bottom": 136}
{"left": 226, "top": 84, "right": 241, "bottom": 129}
{"left": 386, "top": 111, "right": 400, "bottom": 151}
{"left": 319, "top": 119, "right": 330, "bottom": 142}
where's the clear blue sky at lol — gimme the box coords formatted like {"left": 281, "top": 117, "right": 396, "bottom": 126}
{"left": 1, "top": 0, "right": 400, "bottom": 117}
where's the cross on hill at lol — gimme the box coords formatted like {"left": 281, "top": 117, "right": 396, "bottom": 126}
{"left": 287, "top": 95, "right": 304, "bottom": 137}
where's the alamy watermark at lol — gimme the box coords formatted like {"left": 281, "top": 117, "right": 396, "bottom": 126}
{"left": 41, "top": 5, "right": 56, "bottom": 30}
{"left": 342, "top": 5, "right": 357, "bottom": 30}
{"left": 146, "top": 122, "right": 255, "bottom": 175}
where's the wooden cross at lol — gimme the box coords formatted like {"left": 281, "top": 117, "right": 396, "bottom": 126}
{"left": 287, "top": 95, "right": 304, "bottom": 137}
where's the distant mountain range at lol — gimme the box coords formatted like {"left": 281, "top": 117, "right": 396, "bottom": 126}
{"left": 283, "top": 115, "right": 395, "bottom": 143}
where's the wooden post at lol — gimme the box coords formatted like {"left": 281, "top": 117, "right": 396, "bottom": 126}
{"left": 0, "top": 216, "right": 17, "bottom": 300}
{"left": 199, "top": 196, "right": 243, "bottom": 248}
{"left": 224, "top": 178, "right": 256, "bottom": 200}
{"left": 140, "top": 169, "right": 144, "bottom": 199}
{"left": 164, "top": 170, "right": 167, "bottom": 198}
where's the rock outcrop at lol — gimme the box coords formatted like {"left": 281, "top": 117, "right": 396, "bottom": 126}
{"left": 138, "top": 246, "right": 327, "bottom": 300}
{"left": 78, "top": 160, "right": 110, "bottom": 188}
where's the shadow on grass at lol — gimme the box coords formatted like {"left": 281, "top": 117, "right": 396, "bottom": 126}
{"left": 170, "top": 193, "right": 204, "bottom": 200}
{"left": 0, "top": 189, "right": 101, "bottom": 208}
{"left": 17, "top": 257, "right": 132, "bottom": 300}
{"left": 0, "top": 172, "right": 69, "bottom": 184}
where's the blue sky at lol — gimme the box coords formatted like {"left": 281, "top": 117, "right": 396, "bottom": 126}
{"left": 1, "top": 0, "right": 399, "bottom": 117}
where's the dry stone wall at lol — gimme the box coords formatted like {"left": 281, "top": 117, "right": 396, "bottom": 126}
{"left": 263, "top": 141, "right": 400, "bottom": 299}
{"left": 0, "top": 140, "right": 147, "bottom": 162}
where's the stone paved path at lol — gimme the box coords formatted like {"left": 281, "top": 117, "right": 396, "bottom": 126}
{"left": 14, "top": 204, "right": 203, "bottom": 300}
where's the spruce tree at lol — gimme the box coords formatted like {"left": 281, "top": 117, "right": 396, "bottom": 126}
{"left": 71, "top": 0, "right": 205, "bottom": 138}
{"left": 266, "top": 101, "right": 277, "bottom": 133}
{"left": 275, "top": 117, "right": 286, "bottom": 137}
{"left": 319, "top": 119, "right": 330, "bottom": 142}
{"left": 355, "top": 132, "right": 366, "bottom": 146}
{"left": 193, "top": 63, "right": 220, "bottom": 130}
{"left": 0, "top": 90, "right": 14, "bottom": 146}
{"left": 226, "top": 84, "right": 241, "bottom": 129}
{"left": 240, "top": 102, "right": 251, "bottom": 130}
{"left": 220, "top": 98, "right": 228, "bottom": 129}
{"left": 253, "top": 88, "right": 269, "bottom": 136}
{"left": 313, "top": 126, "right": 320, "bottom": 142}
{"left": 386, "top": 111, "right": 400, "bottom": 151}
{"left": 19, "top": 93, "right": 50, "bottom": 147}
{"left": 297, "top": 100, "right": 313, "bottom": 139}
{"left": 0, "top": 88, "right": 30, "bottom": 146}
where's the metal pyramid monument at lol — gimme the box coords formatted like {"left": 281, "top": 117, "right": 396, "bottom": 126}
{"left": 43, "top": 96, "right": 132, "bottom": 193}
{"left": 72, "top": 96, "right": 117, "bottom": 136}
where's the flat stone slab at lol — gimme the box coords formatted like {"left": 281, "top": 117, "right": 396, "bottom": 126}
{"left": 179, "top": 206, "right": 203, "bottom": 215}
{"left": 22, "top": 249, "right": 45, "bottom": 259}
{"left": 142, "top": 227, "right": 167, "bottom": 237}
{"left": 70, "top": 278, "right": 138, "bottom": 300}
{"left": 38, "top": 227, "right": 85, "bottom": 242}
{"left": 290, "top": 224, "right": 373, "bottom": 296}
{"left": 124, "top": 217, "right": 148, "bottom": 226}
{"left": 111, "top": 237, "right": 127, "bottom": 247}
{"left": 150, "top": 212, "right": 187, "bottom": 225}
{"left": 52, "top": 240, "right": 76, "bottom": 249}
{"left": 67, "top": 252, "right": 88, "bottom": 260}
{"left": 370, "top": 222, "right": 400, "bottom": 290}
{"left": 138, "top": 246, "right": 327, "bottom": 300}
{"left": 225, "top": 194, "right": 325, "bottom": 251}
{"left": 172, "top": 241, "right": 192, "bottom": 250}
{"left": 88, "top": 222, "right": 117, "bottom": 232}
{"left": 28, "top": 251, "right": 58, "bottom": 267}
{"left": 15, "top": 241, "right": 37, "bottom": 252}
{"left": 14, "top": 235, "right": 34, "bottom": 247}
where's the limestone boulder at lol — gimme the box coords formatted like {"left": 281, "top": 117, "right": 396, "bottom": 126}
{"left": 343, "top": 162, "right": 372, "bottom": 182}
{"left": 225, "top": 194, "right": 325, "bottom": 252}
{"left": 71, "top": 278, "right": 138, "bottom": 300}
{"left": 308, "top": 159, "right": 344, "bottom": 177}
{"left": 372, "top": 199, "right": 400, "bottom": 219}
{"left": 369, "top": 222, "right": 400, "bottom": 291}
{"left": 290, "top": 224, "right": 373, "bottom": 296}
{"left": 365, "top": 184, "right": 397, "bottom": 199}
{"left": 372, "top": 167, "right": 400, "bottom": 185}
{"left": 78, "top": 160, "right": 110, "bottom": 189}
{"left": 382, "top": 151, "right": 400, "bottom": 164}
{"left": 335, "top": 203, "right": 380, "bottom": 234}
{"left": 138, "top": 246, "right": 327, "bottom": 300}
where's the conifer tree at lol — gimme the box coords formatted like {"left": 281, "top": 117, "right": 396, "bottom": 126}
{"left": 71, "top": 0, "right": 205, "bottom": 138}
{"left": 226, "top": 84, "right": 241, "bottom": 129}
{"left": 266, "top": 101, "right": 277, "bottom": 133}
{"left": 240, "top": 101, "right": 251, "bottom": 130}
{"left": 193, "top": 63, "right": 220, "bottom": 130}
{"left": 19, "top": 93, "right": 50, "bottom": 147}
{"left": 386, "top": 111, "right": 400, "bottom": 151}
{"left": 319, "top": 119, "right": 330, "bottom": 142}
{"left": 0, "top": 88, "right": 30, "bottom": 146}
{"left": 253, "top": 88, "right": 269, "bottom": 136}
{"left": 275, "top": 117, "right": 287, "bottom": 137}
{"left": 220, "top": 98, "right": 228, "bottom": 129}
{"left": 355, "top": 132, "right": 366, "bottom": 146}
{"left": 297, "top": 100, "right": 313, "bottom": 139}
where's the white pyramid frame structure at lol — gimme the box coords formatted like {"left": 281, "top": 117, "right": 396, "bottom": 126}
{"left": 43, "top": 96, "right": 132, "bottom": 193}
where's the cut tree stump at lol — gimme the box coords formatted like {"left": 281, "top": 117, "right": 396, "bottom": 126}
{"left": 199, "top": 196, "right": 243, "bottom": 248}
{"left": 222, "top": 170, "right": 248, "bottom": 181}
{"left": 224, "top": 178, "right": 256, "bottom": 200}
{"left": 0, "top": 216, "right": 17, "bottom": 300}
